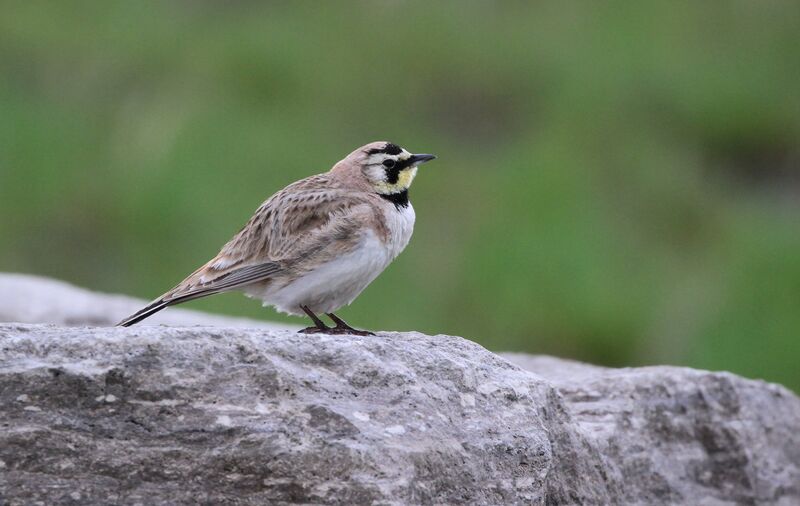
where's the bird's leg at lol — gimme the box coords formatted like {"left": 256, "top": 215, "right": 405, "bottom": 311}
{"left": 326, "top": 313, "right": 375, "bottom": 336}
{"left": 298, "top": 305, "right": 330, "bottom": 334}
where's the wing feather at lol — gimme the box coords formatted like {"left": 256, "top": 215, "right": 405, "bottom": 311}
{"left": 163, "top": 261, "right": 282, "bottom": 301}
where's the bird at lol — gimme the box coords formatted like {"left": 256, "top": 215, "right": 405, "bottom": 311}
{"left": 117, "top": 141, "right": 436, "bottom": 335}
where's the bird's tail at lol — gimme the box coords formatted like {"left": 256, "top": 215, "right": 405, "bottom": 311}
{"left": 116, "top": 298, "right": 171, "bottom": 327}
{"left": 116, "top": 290, "right": 218, "bottom": 327}
{"left": 117, "top": 260, "right": 281, "bottom": 327}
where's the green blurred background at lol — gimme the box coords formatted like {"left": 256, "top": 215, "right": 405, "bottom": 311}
{"left": 1, "top": 2, "right": 799, "bottom": 390}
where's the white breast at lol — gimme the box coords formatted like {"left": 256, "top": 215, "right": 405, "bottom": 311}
{"left": 254, "top": 203, "right": 415, "bottom": 316}
{"left": 384, "top": 202, "right": 416, "bottom": 259}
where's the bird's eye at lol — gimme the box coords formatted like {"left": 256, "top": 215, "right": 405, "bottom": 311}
{"left": 382, "top": 159, "right": 396, "bottom": 168}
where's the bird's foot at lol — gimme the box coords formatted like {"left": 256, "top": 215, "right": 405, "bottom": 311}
{"left": 297, "top": 308, "right": 375, "bottom": 336}
{"left": 326, "top": 313, "right": 375, "bottom": 336}
{"left": 328, "top": 326, "right": 375, "bottom": 336}
{"left": 298, "top": 325, "right": 329, "bottom": 334}
{"left": 297, "top": 325, "right": 374, "bottom": 336}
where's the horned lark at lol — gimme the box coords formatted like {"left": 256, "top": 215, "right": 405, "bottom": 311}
{"left": 117, "top": 141, "right": 436, "bottom": 335}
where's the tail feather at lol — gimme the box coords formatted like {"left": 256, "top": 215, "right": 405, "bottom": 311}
{"left": 116, "top": 299, "right": 171, "bottom": 327}
{"left": 116, "top": 260, "right": 281, "bottom": 327}
{"left": 116, "top": 289, "right": 223, "bottom": 327}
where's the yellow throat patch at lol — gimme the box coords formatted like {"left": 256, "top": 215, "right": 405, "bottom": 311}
{"left": 375, "top": 167, "right": 418, "bottom": 195}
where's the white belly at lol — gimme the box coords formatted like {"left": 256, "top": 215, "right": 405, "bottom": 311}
{"left": 252, "top": 204, "right": 415, "bottom": 316}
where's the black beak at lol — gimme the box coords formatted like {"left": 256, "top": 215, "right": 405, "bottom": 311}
{"left": 408, "top": 153, "right": 436, "bottom": 166}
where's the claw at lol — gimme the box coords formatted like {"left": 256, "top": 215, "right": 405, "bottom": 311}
{"left": 298, "top": 326, "right": 329, "bottom": 334}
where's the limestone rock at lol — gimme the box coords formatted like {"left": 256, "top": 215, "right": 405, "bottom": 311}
{"left": 1, "top": 324, "right": 614, "bottom": 505}
{"left": 1, "top": 275, "right": 798, "bottom": 505}
{"left": 502, "top": 353, "right": 800, "bottom": 505}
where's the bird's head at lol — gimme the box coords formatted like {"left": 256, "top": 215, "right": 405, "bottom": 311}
{"left": 335, "top": 141, "right": 436, "bottom": 195}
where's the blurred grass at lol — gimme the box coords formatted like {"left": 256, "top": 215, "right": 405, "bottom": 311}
{"left": 1, "top": 1, "right": 799, "bottom": 390}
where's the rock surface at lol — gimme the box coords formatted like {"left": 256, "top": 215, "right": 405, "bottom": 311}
{"left": 0, "top": 275, "right": 799, "bottom": 505}
{"left": 502, "top": 354, "right": 800, "bottom": 505}
{"left": 1, "top": 324, "right": 613, "bottom": 505}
